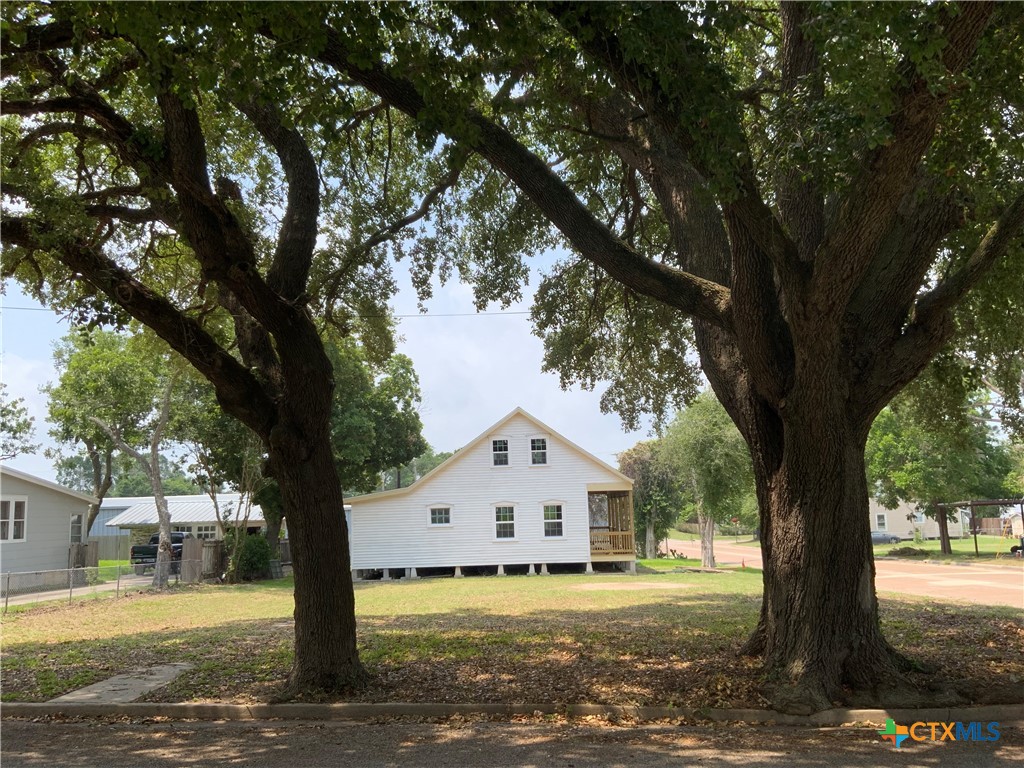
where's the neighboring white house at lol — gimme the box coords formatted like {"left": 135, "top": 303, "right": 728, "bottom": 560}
{"left": 103, "top": 493, "right": 267, "bottom": 540}
{"left": 347, "top": 407, "right": 636, "bottom": 579}
{"left": 0, "top": 465, "right": 96, "bottom": 573}
{"left": 869, "top": 498, "right": 967, "bottom": 541}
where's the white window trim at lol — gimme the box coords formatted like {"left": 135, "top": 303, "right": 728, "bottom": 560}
{"left": 875, "top": 513, "right": 887, "bottom": 531}
{"left": 493, "top": 502, "right": 517, "bottom": 541}
{"left": 426, "top": 503, "right": 454, "bottom": 528}
{"left": 69, "top": 512, "right": 84, "bottom": 544}
{"left": 0, "top": 496, "right": 28, "bottom": 543}
{"left": 541, "top": 500, "right": 565, "bottom": 539}
{"left": 529, "top": 435, "right": 549, "bottom": 466}
{"left": 491, "top": 436, "right": 511, "bottom": 467}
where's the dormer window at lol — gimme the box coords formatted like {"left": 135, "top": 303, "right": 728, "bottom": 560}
{"left": 492, "top": 439, "right": 509, "bottom": 466}
{"left": 531, "top": 438, "right": 547, "bottom": 465}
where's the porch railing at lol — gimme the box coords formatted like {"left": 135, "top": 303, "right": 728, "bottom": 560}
{"left": 589, "top": 529, "right": 635, "bottom": 556}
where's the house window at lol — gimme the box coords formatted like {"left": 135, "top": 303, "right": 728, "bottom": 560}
{"left": 173, "top": 525, "right": 192, "bottom": 534}
{"left": 0, "top": 499, "right": 27, "bottom": 542}
{"left": 492, "top": 439, "right": 509, "bottom": 466}
{"left": 195, "top": 525, "right": 217, "bottom": 540}
{"left": 531, "top": 438, "right": 548, "bottom": 465}
{"left": 913, "top": 512, "right": 925, "bottom": 524}
{"left": 495, "top": 506, "right": 515, "bottom": 539}
{"left": 543, "top": 504, "right": 563, "bottom": 537}
{"left": 70, "top": 513, "right": 84, "bottom": 544}
{"left": 429, "top": 507, "right": 451, "bottom": 526}
{"left": 875, "top": 513, "right": 887, "bottom": 531}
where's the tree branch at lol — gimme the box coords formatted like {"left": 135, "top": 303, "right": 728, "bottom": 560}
{"left": 2, "top": 216, "right": 277, "bottom": 439}
{"left": 547, "top": 2, "right": 805, "bottom": 291}
{"left": 304, "top": 26, "right": 733, "bottom": 330}
{"left": 233, "top": 98, "right": 320, "bottom": 301}
{"left": 915, "top": 192, "right": 1024, "bottom": 324}
{"left": 814, "top": 2, "right": 995, "bottom": 309}
{"left": 857, "top": 191, "right": 1024, "bottom": 422}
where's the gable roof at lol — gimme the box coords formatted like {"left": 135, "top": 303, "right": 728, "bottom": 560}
{"left": 0, "top": 465, "right": 97, "bottom": 504}
{"left": 348, "top": 406, "right": 632, "bottom": 503}
{"left": 104, "top": 493, "right": 265, "bottom": 527}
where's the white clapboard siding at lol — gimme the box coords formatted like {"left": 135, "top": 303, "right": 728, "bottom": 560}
{"left": 348, "top": 409, "right": 632, "bottom": 569}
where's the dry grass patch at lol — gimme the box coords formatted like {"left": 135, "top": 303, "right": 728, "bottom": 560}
{"left": 2, "top": 568, "right": 1021, "bottom": 710}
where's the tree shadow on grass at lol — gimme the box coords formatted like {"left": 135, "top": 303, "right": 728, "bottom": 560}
{"left": 1, "top": 586, "right": 1020, "bottom": 710}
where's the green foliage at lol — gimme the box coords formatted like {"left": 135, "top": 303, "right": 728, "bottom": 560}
{"left": 618, "top": 440, "right": 681, "bottom": 557}
{"left": 230, "top": 534, "right": 272, "bottom": 582}
{"left": 0, "top": 383, "right": 38, "bottom": 461}
{"left": 110, "top": 457, "right": 201, "bottom": 497}
{"left": 866, "top": 398, "right": 1014, "bottom": 518}
{"left": 661, "top": 392, "right": 755, "bottom": 523}
{"left": 43, "top": 330, "right": 163, "bottom": 456}
{"left": 328, "top": 336, "right": 427, "bottom": 494}
{"left": 377, "top": 444, "right": 453, "bottom": 493}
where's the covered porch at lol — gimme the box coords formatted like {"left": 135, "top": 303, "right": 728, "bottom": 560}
{"left": 587, "top": 485, "right": 635, "bottom": 561}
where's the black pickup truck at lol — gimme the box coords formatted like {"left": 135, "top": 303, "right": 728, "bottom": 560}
{"left": 130, "top": 532, "right": 188, "bottom": 574}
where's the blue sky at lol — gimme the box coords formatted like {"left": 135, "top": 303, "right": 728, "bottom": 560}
{"left": 1, "top": 258, "right": 651, "bottom": 485}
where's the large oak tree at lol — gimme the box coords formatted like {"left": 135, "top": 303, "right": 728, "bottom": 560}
{"left": 0, "top": 3, "right": 479, "bottom": 695}
{"left": 272, "top": 2, "right": 1023, "bottom": 710}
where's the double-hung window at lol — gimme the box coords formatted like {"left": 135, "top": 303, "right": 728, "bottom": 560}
{"left": 543, "top": 504, "right": 563, "bottom": 537}
{"left": 495, "top": 506, "right": 515, "bottom": 539}
{"left": 0, "top": 499, "right": 27, "bottom": 542}
{"left": 531, "top": 438, "right": 547, "bottom": 465}
{"left": 875, "top": 513, "right": 887, "bottom": 531}
{"left": 492, "top": 439, "right": 509, "bottom": 466}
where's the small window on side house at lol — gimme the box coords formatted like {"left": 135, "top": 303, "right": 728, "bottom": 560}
{"left": 492, "top": 439, "right": 509, "bottom": 466}
{"left": 875, "top": 513, "right": 887, "bottom": 531}
{"left": 430, "top": 507, "right": 451, "bottom": 526}
{"left": 531, "top": 438, "right": 547, "bottom": 465}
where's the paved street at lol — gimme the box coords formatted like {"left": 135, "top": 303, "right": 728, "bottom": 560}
{"left": 2, "top": 719, "right": 1021, "bottom": 768}
{"left": 665, "top": 538, "right": 1024, "bottom": 609}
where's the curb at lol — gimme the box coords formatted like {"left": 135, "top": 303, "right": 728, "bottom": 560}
{"left": 3, "top": 701, "right": 1022, "bottom": 727}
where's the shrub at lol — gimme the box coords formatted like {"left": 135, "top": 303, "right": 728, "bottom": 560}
{"left": 230, "top": 534, "right": 272, "bottom": 581}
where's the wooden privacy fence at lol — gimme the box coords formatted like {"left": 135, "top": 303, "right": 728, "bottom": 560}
{"left": 88, "top": 536, "right": 131, "bottom": 561}
{"left": 68, "top": 542, "right": 98, "bottom": 569}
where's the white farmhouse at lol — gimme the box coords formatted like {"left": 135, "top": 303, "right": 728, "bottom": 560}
{"left": 347, "top": 408, "right": 636, "bottom": 579}
{"left": 869, "top": 498, "right": 967, "bottom": 542}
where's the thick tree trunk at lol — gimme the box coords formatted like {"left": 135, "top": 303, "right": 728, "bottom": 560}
{"left": 697, "top": 509, "right": 716, "bottom": 568}
{"left": 741, "top": 415, "right": 913, "bottom": 713}
{"left": 274, "top": 433, "right": 364, "bottom": 694}
{"left": 934, "top": 502, "right": 953, "bottom": 555}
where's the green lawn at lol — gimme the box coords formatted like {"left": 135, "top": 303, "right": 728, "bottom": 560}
{"left": 3, "top": 568, "right": 1021, "bottom": 710}
{"left": 873, "top": 534, "right": 1024, "bottom": 563}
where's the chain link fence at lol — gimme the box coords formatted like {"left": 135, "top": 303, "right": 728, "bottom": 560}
{"left": 1, "top": 560, "right": 204, "bottom": 612}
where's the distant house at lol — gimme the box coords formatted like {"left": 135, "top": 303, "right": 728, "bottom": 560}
{"left": 869, "top": 498, "right": 967, "bottom": 541}
{"left": 0, "top": 465, "right": 96, "bottom": 573}
{"left": 347, "top": 407, "right": 636, "bottom": 578}
{"left": 102, "top": 493, "right": 267, "bottom": 540}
